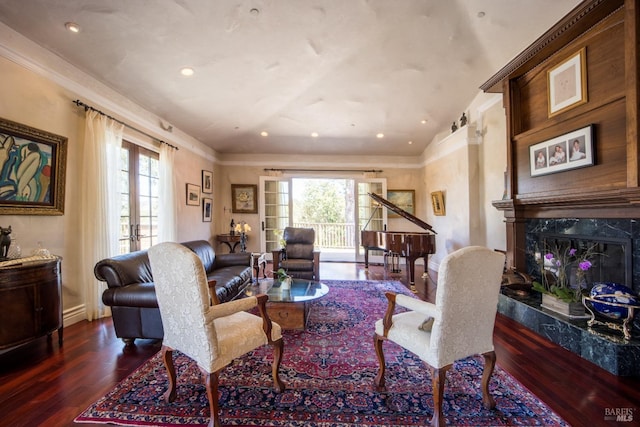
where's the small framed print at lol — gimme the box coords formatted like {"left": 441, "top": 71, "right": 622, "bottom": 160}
{"left": 529, "top": 124, "right": 595, "bottom": 177}
{"left": 202, "top": 197, "right": 212, "bottom": 222}
{"left": 548, "top": 48, "right": 587, "bottom": 117}
{"left": 431, "top": 191, "right": 445, "bottom": 216}
{"left": 186, "top": 183, "right": 200, "bottom": 206}
{"left": 231, "top": 184, "right": 258, "bottom": 213}
{"left": 202, "top": 170, "right": 213, "bottom": 194}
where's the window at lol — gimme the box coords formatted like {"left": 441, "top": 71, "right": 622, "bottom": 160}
{"left": 119, "top": 141, "right": 159, "bottom": 254}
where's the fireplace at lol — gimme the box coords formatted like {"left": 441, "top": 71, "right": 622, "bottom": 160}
{"left": 497, "top": 218, "right": 640, "bottom": 376}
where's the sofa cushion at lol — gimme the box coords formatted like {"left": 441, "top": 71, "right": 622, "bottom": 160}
{"left": 210, "top": 265, "right": 252, "bottom": 302}
{"left": 181, "top": 240, "right": 216, "bottom": 272}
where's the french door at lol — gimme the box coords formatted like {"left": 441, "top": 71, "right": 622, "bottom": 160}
{"left": 118, "top": 141, "right": 160, "bottom": 254}
{"left": 259, "top": 175, "right": 386, "bottom": 262}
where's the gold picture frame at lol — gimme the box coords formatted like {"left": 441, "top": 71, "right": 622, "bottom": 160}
{"left": 231, "top": 184, "right": 258, "bottom": 213}
{"left": 0, "top": 117, "right": 68, "bottom": 215}
{"left": 547, "top": 47, "right": 587, "bottom": 117}
{"left": 431, "top": 191, "right": 445, "bottom": 216}
{"left": 386, "top": 189, "right": 415, "bottom": 217}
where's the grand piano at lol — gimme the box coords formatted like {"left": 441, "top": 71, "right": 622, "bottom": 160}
{"left": 361, "top": 192, "right": 436, "bottom": 289}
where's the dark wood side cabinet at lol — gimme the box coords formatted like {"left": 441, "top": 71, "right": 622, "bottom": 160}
{"left": 0, "top": 258, "right": 63, "bottom": 350}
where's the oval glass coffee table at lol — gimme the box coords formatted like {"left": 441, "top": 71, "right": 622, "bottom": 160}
{"left": 245, "top": 278, "right": 329, "bottom": 330}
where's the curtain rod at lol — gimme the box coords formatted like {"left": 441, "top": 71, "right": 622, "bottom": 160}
{"left": 264, "top": 168, "right": 382, "bottom": 173}
{"left": 73, "top": 99, "right": 178, "bottom": 150}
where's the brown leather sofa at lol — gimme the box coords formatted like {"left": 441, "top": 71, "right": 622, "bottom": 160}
{"left": 94, "top": 240, "right": 252, "bottom": 345}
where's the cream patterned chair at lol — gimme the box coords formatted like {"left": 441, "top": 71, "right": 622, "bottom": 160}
{"left": 148, "top": 242, "right": 285, "bottom": 427}
{"left": 373, "top": 246, "right": 505, "bottom": 427}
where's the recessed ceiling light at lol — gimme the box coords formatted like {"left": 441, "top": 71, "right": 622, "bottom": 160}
{"left": 260, "top": 131, "right": 269, "bottom": 137}
{"left": 408, "top": 140, "right": 413, "bottom": 145}
{"left": 250, "top": 8, "right": 260, "bottom": 16}
{"left": 180, "top": 67, "right": 194, "bottom": 76}
{"left": 376, "top": 133, "right": 384, "bottom": 138}
{"left": 477, "top": 11, "right": 486, "bottom": 18}
{"left": 65, "top": 22, "right": 81, "bottom": 33}
{"left": 421, "top": 119, "right": 427, "bottom": 124}
{"left": 311, "top": 132, "right": 319, "bottom": 138}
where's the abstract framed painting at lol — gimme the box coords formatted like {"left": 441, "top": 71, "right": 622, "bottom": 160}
{"left": 0, "top": 117, "right": 68, "bottom": 215}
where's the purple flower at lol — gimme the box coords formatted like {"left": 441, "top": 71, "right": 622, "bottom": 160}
{"left": 545, "top": 253, "right": 554, "bottom": 260}
{"left": 579, "top": 260, "right": 592, "bottom": 270}
{"left": 556, "top": 260, "right": 562, "bottom": 267}
{"left": 569, "top": 248, "right": 577, "bottom": 256}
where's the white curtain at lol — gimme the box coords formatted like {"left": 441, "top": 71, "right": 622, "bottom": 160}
{"left": 80, "top": 111, "right": 123, "bottom": 321}
{"left": 158, "top": 143, "right": 177, "bottom": 242}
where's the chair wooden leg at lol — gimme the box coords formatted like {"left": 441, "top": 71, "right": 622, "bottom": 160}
{"left": 481, "top": 351, "right": 497, "bottom": 410}
{"left": 431, "top": 364, "right": 451, "bottom": 427}
{"left": 201, "top": 368, "right": 221, "bottom": 427}
{"left": 373, "top": 333, "right": 387, "bottom": 391}
{"left": 161, "top": 347, "right": 177, "bottom": 402}
{"left": 271, "top": 337, "right": 286, "bottom": 392}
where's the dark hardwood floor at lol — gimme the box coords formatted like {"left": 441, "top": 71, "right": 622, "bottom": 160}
{"left": 1, "top": 261, "right": 639, "bottom": 426}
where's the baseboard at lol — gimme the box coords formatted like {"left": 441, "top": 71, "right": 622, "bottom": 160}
{"left": 63, "top": 304, "right": 86, "bottom": 326}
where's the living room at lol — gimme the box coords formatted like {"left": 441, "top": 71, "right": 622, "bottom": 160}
{"left": 2, "top": 1, "right": 640, "bottom": 426}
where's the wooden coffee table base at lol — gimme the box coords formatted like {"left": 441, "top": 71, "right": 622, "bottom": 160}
{"left": 267, "top": 301, "right": 309, "bottom": 330}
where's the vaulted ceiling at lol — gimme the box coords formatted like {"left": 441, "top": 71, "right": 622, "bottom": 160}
{"left": 0, "top": 0, "right": 582, "bottom": 156}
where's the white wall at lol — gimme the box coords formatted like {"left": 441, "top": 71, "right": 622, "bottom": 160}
{"left": 0, "top": 28, "right": 218, "bottom": 325}
{"left": 421, "top": 92, "right": 506, "bottom": 270}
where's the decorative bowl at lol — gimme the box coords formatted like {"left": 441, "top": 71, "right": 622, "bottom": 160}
{"left": 589, "top": 282, "right": 639, "bottom": 320}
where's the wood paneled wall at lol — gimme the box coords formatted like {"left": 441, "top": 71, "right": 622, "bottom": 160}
{"left": 481, "top": 0, "right": 638, "bottom": 269}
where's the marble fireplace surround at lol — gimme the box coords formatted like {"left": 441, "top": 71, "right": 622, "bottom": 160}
{"left": 497, "top": 218, "right": 640, "bottom": 376}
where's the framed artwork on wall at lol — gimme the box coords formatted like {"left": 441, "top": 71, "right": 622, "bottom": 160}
{"left": 231, "top": 184, "right": 258, "bottom": 213}
{"left": 431, "top": 191, "right": 445, "bottom": 216}
{"left": 0, "top": 117, "right": 68, "bottom": 215}
{"left": 186, "top": 183, "right": 200, "bottom": 206}
{"left": 386, "top": 189, "right": 415, "bottom": 217}
{"left": 548, "top": 48, "right": 587, "bottom": 117}
{"left": 202, "top": 170, "right": 213, "bottom": 194}
{"left": 529, "top": 124, "right": 594, "bottom": 177}
{"left": 202, "top": 197, "right": 212, "bottom": 222}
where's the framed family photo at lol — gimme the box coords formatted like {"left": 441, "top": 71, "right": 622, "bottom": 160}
{"left": 0, "top": 117, "right": 68, "bottom": 215}
{"left": 548, "top": 48, "right": 587, "bottom": 117}
{"left": 529, "top": 124, "right": 594, "bottom": 177}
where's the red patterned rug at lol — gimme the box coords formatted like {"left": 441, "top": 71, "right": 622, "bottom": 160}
{"left": 75, "top": 280, "right": 567, "bottom": 426}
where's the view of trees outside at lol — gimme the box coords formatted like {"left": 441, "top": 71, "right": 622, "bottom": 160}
{"left": 292, "top": 178, "right": 355, "bottom": 249}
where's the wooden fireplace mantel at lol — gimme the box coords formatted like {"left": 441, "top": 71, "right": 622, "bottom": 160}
{"left": 482, "top": 0, "right": 640, "bottom": 271}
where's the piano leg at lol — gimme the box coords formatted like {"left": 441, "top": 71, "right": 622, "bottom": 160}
{"left": 406, "top": 257, "right": 418, "bottom": 293}
{"left": 364, "top": 248, "right": 370, "bottom": 269}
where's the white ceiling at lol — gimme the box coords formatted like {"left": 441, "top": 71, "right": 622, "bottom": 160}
{"left": 0, "top": 0, "right": 582, "bottom": 156}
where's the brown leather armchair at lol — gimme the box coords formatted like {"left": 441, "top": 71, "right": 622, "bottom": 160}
{"left": 271, "top": 227, "right": 320, "bottom": 280}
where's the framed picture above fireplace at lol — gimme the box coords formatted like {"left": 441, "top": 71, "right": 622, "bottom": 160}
{"left": 529, "top": 124, "right": 594, "bottom": 177}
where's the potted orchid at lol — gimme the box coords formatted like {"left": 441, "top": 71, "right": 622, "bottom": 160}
{"left": 275, "top": 268, "right": 292, "bottom": 290}
{"left": 531, "top": 242, "right": 599, "bottom": 316}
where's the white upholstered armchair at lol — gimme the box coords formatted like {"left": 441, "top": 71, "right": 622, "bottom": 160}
{"left": 148, "top": 242, "right": 285, "bottom": 427}
{"left": 374, "top": 246, "right": 505, "bottom": 427}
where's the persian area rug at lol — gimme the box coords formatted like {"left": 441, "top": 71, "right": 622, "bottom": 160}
{"left": 75, "top": 280, "right": 568, "bottom": 426}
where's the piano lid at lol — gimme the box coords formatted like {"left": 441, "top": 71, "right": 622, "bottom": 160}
{"left": 368, "top": 192, "right": 436, "bottom": 234}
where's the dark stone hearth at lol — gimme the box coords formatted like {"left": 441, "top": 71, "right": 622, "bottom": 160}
{"left": 498, "top": 290, "right": 640, "bottom": 376}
